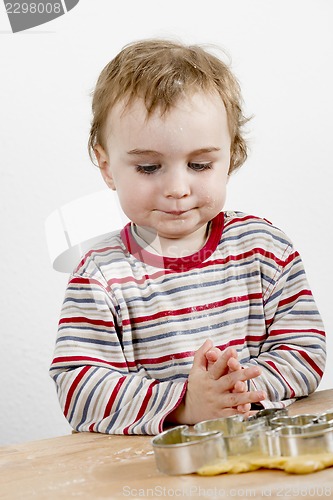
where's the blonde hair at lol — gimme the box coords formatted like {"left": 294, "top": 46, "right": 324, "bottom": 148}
{"left": 88, "top": 39, "right": 249, "bottom": 174}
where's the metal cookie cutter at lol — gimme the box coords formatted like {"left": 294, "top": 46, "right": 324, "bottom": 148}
{"left": 269, "top": 413, "right": 318, "bottom": 429}
{"left": 266, "top": 421, "right": 333, "bottom": 456}
{"left": 314, "top": 409, "right": 333, "bottom": 425}
{"left": 152, "top": 410, "right": 333, "bottom": 474}
{"left": 194, "top": 415, "right": 268, "bottom": 456}
{"left": 248, "top": 407, "right": 288, "bottom": 424}
{"left": 151, "top": 425, "right": 226, "bottom": 475}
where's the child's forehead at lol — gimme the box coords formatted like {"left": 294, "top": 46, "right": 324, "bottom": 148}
{"left": 103, "top": 91, "right": 230, "bottom": 149}
{"left": 107, "top": 90, "right": 225, "bottom": 124}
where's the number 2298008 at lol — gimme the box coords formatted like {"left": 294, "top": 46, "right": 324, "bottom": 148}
{"left": 5, "top": 3, "right": 62, "bottom": 14}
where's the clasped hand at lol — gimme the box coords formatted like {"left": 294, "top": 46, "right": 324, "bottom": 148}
{"left": 167, "top": 339, "right": 266, "bottom": 425}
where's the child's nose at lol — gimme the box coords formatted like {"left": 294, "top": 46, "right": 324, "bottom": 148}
{"left": 163, "top": 170, "right": 191, "bottom": 199}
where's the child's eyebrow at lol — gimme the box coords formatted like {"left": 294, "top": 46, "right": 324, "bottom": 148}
{"left": 189, "top": 147, "right": 221, "bottom": 155}
{"left": 127, "top": 147, "right": 221, "bottom": 157}
{"left": 127, "top": 149, "right": 162, "bottom": 157}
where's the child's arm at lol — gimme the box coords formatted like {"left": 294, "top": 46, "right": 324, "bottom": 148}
{"left": 166, "top": 340, "right": 266, "bottom": 425}
{"left": 50, "top": 274, "right": 188, "bottom": 436}
{"left": 241, "top": 245, "right": 326, "bottom": 407}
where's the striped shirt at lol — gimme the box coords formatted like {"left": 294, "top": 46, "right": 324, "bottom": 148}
{"left": 50, "top": 211, "right": 326, "bottom": 435}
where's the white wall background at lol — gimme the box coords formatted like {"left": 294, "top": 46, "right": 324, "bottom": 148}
{"left": 1, "top": 0, "right": 332, "bottom": 446}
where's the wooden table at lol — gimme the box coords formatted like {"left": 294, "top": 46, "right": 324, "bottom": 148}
{"left": 1, "top": 389, "right": 333, "bottom": 499}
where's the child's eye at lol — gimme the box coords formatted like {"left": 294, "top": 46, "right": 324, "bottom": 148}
{"left": 188, "top": 162, "right": 212, "bottom": 171}
{"left": 136, "top": 164, "right": 160, "bottom": 175}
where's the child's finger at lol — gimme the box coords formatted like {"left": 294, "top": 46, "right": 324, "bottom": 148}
{"left": 205, "top": 347, "right": 220, "bottom": 365}
{"left": 232, "top": 380, "right": 247, "bottom": 393}
{"left": 223, "top": 389, "right": 266, "bottom": 408}
{"left": 208, "top": 347, "right": 238, "bottom": 380}
{"left": 236, "top": 402, "right": 251, "bottom": 413}
{"left": 227, "top": 357, "right": 241, "bottom": 372}
{"left": 218, "top": 365, "right": 262, "bottom": 392}
{"left": 192, "top": 339, "right": 214, "bottom": 371}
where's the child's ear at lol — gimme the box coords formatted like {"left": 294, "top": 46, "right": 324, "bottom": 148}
{"left": 94, "top": 144, "right": 116, "bottom": 190}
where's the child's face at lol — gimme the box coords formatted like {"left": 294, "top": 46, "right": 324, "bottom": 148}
{"left": 96, "top": 91, "right": 231, "bottom": 241}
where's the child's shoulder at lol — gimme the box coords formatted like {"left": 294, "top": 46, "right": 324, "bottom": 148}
{"left": 73, "top": 229, "right": 124, "bottom": 276}
{"left": 224, "top": 210, "right": 285, "bottom": 234}
{"left": 224, "top": 210, "right": 274, "bottom": 228}
{"left": 222, "top": 210, "right": 294, "bottom": 257}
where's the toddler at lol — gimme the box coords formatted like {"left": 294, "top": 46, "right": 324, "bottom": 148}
{"left": 50, "top": 39, "right": 326, "bottom": 435}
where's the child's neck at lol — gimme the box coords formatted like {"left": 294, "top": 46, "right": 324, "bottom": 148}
{"left": 131, "top": 223, "right": 211, "bottom": 258}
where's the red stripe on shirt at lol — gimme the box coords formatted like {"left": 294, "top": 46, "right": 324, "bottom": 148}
{"left": 277, "top": 290, "right": 312, "bottom": 307}
{"left": 123, "top": 380, "right": 159, "bottom": 435}
{"left": 64, "top": 365, "right": 91, "bottom": 417}
{"left": 52, "top": 355, "right": 135, "bottom": 370}
{"left": 266, "top": 360, "right": 295, "bottom": 398}
{"left": 59, "top": 316, "right": 114, "bottom": 328}
{"left": 278, "top": 345, "right": 324, "bottom": 377}
{"left": 108, "top": 270, "right": 172, "bottom": 286}
{"left": 68, "top": 276, "right": 112, "bottom": 293}
{"left": 268, "top": 328, "right": 325, "bottom": 337}
{"left": 103, "top": 376, "right": 126, "bottom": 418}
{"left": 69, "top": 276, "right": 105, "bottom": 287}
{"left": 75, "top": 245, "right": 124, "bottom": 271}
{"left": 139, "top": 350, "right": 194, "bottom": 365}
{"left": 124, "top": 293, "right": 263, "bottom": 326}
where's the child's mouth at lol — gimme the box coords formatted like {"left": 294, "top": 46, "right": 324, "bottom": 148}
{"left": 165, "top": 211, "right": 188, "bottom": 216}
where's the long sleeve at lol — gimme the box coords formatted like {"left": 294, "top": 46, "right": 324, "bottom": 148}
{"left": 50, "top": 273, "right": 186, "bottom": 435}
{"left": 245, "top": 244, "right": 326, "bottom": 407}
